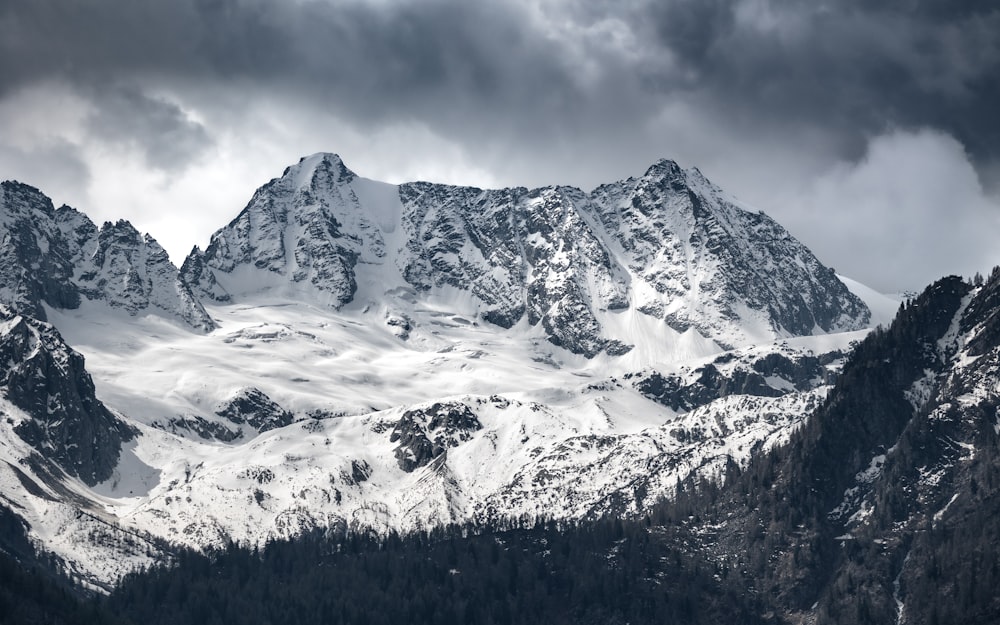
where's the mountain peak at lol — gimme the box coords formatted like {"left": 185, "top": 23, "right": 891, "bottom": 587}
{"left": 284, "top": 152, "right": 357, "bottom": 188}
{"left": 99, "top": 218, "right": 142, "bottom": 238}
{"left": 1, "top": 179, "right": 56, "bottom": 220}
{"left": 642, "top": 158, "right": 684, "bottom": 179}
{"left": 187, "top": 150, "right": 376, "bottom": 308}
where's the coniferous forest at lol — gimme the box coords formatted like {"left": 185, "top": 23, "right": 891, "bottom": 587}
{"left": 105, "top": 519, "right": 757, "bottom": 625}
{"left": 2, "top": 508, "right": 757, "bottom": 625}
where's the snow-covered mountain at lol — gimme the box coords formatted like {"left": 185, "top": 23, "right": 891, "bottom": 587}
{"left": 0, "top": 155, "right": 885, "bottom": 588}
{"left": 184, "top": 153, "right": 869, "bottom": 356}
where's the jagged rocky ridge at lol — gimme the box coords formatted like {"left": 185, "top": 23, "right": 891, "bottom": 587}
{"left": 0, "top": 181, "right": 213, "bottom": 331}
{"left": 184, "top": 153, "right": 869, "bottom": 356}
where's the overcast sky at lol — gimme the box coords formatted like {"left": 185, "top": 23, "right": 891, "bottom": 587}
{"left": 1, "top": 0, "right": 998, "bottom": 293}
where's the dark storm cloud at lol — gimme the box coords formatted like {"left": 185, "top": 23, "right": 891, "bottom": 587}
{"left": 86, "top": 85, "right": 212, "bottom": 171}
{"left": 0, "top": 0, "right": 600, "bottom": 146}
{"left": 644, "top": 0, "right": 1000, "bottom": 162}
{"left": 2, "top": 0, "right": 997, "bottom": 169}
{"left": 1, "top": 0, "right": 998, "bottom": 290}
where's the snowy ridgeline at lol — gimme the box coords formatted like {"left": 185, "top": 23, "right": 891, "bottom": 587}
{"left": 180, "top": 153, "right": 871, "bottom": 357}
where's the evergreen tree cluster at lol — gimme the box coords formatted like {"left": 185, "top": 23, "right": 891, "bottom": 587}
{"left": 0, "top": 503, "right": 123, "bottom": 625}
{"left": 105, "top": 519, "right": 757, "bottom": 625}
{"left": 0, "top": 550, "right": 123, "bottom": 625}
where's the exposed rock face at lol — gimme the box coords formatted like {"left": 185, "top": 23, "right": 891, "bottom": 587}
{"left": 348, "top": 459, "right": 371, "bottom": 485}
{"left": 0, "top": 306, "right": 133, "bottom": 485}
{"left": 184, "top": 153, "right": 870, "bottom": 356}
{"left": 389, "top": 401, "right": 483, "bottom": 472}
{"left": 0, "top": 182, "right": 83, "bottom": 320}
{"left": 588, "top": 160, "right": 869, "bottom": 343}
{"left": 398, "top": 183, "right": 628, "bottom": 356}
{"left": 631, "top": 348, "right": 841, "bottom": 412}
{"left": 165, "top": 415, "right": 242, "bottom": 442}
{"left": 215, "top": 387, "right": 294, "bottom": 433}
{"left": 0, "top": 181, "right": 213, "bottom": 331}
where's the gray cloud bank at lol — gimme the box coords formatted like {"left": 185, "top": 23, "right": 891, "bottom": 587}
{"left": 1, "top": 0, "right": 998, "bottom": 292}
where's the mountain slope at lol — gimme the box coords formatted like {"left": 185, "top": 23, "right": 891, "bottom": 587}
{"left": 654, "top": 271, "right": 1000, "bottom": 624}
{"left": 587, "top": 159, "right": 868, "bottom": 344}
{"left": 93, "top": 272, "right": 1000, "bottom": 625}
{"left": 5, "top": 290, "right": 862, "bottom": 588}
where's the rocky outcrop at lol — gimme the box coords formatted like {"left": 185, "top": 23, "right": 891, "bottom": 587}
{"left": 0, "top": 182, "right": 83, "bottom": 320}
{"left": 215, "top": 387, "right": 294, "bottom": 433}
{"left": 389, "top": 401, "right": 483, "bottom": 472}
{"left": 631, "top": 348, "right": 841, "bottom": 412}
{"left": 0, "top": 306, "right": 133, "bottom": 485}
{"left": 165, "top": 415, "right": 241, "bottom": 442}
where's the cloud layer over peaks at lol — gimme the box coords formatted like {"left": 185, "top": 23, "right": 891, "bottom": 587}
{"left": 1, "top": 0, "right": 998, "bottom": 291}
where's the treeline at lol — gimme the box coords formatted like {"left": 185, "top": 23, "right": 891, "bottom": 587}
{"left": 0, "top": 502, "right": 123, "bottom": 625}
{"left": 0, "top": 550, "right": 124, "bottom": 625}
{"left": 105, "top": 518, "right": 758, "bottom": 625}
